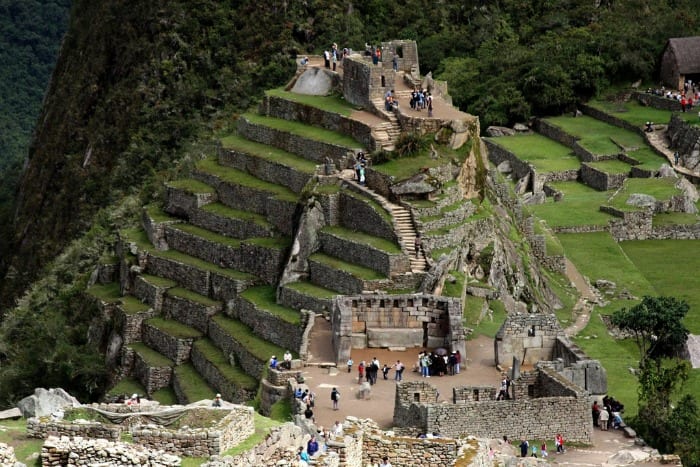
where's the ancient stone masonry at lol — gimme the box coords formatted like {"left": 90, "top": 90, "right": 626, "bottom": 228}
{"left": 331, "top": 294, "right": 465, "bottom": 364}
{"left": 28, "top": 418, "right": 122, "bottom": 440}
{"left": 635, "top": 91, "right": 682, "bottom": 112}
{"left": 41, "top": 436, "right": 181, "bottom": 467}
{"left": 339, "top": 190, "right": 397, "bottom": 242}
{"left": 668, "top": 113, "right": 700, "bottom": 173}
{"left": 0, "top": 443, "right": 18, "bottom": 466}
{"left": 393, "top": 367, "right": 592, "bottom": 443}
{"left": 580, "top": 163, "right": 627, "bottom": 191}
{"left": 581, "top": 103, "right": 644, "bottom": 135}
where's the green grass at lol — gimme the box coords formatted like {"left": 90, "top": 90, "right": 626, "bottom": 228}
{"left": 546, "top": 115, "right": 645, "bottom": 155}
{"left": 529, "top": 181, "right": 613, "bottom": 227}
{"left": 587, "top": 159, "right": 631, "bottom": 175}
{"left": 606, "top": 177, "right": 681, "bottom": 212}
{"left": 652, "top": 212, "right": 699, "bottom": 226}
{"left": 201, "top": 202, "right": 272, "bottom": 229}
{"left": 486, "top": 134, "right": 580, "bottom": 172}
{"left": 211, "top": 315, "right": 286, "bottom": 364}
{"left": 620, "top": 239, "right": 700, "bottom": 333}
{"left": 144, "top": 204, "right": 176, "bottom": 223}
{"left": 588, "top": 99, "right": 679, "bottom": 128}
{"left": 0, "top": 418, "right": 43, "bottom": 466}
{"left": 542, "top": 269, "right": 579, "bottom": 326}
{"left": 221, "top": 411, "right": 284, "bottom": 457}
{"left": 464, "top": 299, "right": 507, "bottom": 338}
{"left": 146, "top": 317, "right": 203, "bottom": 339}
{"left": 152, "top": 387, "right": 178, "bottom": 405}
{"left": 309, "top": 252, "right": 386, "bottom": 280}
{"left": 174, "top": 364, "right": 216, "bottom": 403}
{"left": 242, "top": 113, "right": 361, "bottom": 148}
{"left": 166, "top": 178, "right": 216, "bottom": 194}
{"left": 557, "top": 232, "right": 655, "bottom": 296}
{"left": 219, "top": 134, "right": 317, "bottom": 173}
{"left": 171, "top": 223, "right": 242, "bottom": 248}
{"left": 194, "top": 339, "right": 258, "bottom": 390}
{"left": 372, "top": 142, "right": 469, "bottom": 180}
{"left": 284, "top": 281, "right": 337, "bottom": 299}
{"left": 86, "top": 282, "right": 121, "bottom": 302}
{"left": 313, "top": 182, "right": 342, "bottom": 194}
{"left": 168, "top": 286, "right": 220, "bottom": 307}
{"left": 321, "top": 226, "right": 402, "bottom": 254}
{"left": 245, "top": 236, "right": 291, "bottom": 249}
{"left": 430, "top": 247, "right": 453, "bottom": 261}
{"left": 106, "top": 377, "right": 146, "bottom": 398}
{"left": 443, "top": 270, "right": 465, "bottom": 298}
{"left": 120, "top": 295, "right": 151, "bottom": 314}
{"left": 426, "top": 217, "right": 470, "bottom": 236}
{"left": 129, "top": 342, "right": 174, "bottom": 367}
{"left": 533, "top": 219, "right": 564, "bottom": 256}
{"left": 181, "top": 458, "right": 207, "bottom": 467}
{"left": 140, "top": 273, "right": 177, "bottom": 288}
{"left": 196, "top": 157, "right": 298, "bottom": 202}
{"left": 342, "top": 189, "right": 393, "bottom": 224}
{"left": 240, "top": 285, "right": 301, "bottom": 325}
{"left": 625, "top": 147, "right": 665, "bottom": 170}
{"left": 266, "top": 88, "right": 357, "bottom": 116}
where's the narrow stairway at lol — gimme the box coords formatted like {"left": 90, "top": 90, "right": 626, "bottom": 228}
{"left": 369, "top": 98, "right": 401, "bottom": 152}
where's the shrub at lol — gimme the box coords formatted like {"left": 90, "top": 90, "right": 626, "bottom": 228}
{"left": 395, "top": 132, "right": 428, "bottom": 158}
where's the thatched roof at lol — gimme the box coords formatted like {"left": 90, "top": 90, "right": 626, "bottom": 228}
{"left": 666, "top": 37, "right": 700, "bottom": 74}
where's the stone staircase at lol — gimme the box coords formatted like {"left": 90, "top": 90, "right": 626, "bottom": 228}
{"left": 370, "top": 97, "right": 402, "bottom": 151}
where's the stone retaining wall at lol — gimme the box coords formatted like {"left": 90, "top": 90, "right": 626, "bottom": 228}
{"left": 162, "top": 292, "right": 220, "bottom": 334}
{"left": 27, "top": 418, "right": 122, "bottom": 440}
{"left": 237, "top": 117, "right": 357, "bottom": 170}
{"left": 142, "top": 320, "right": 197, "bottom": 365}
{"left": 164, "top": 184, "right": 217, "bottom": 219}
{"left": 228, "top": 296, "right": 303, "bottom": 352}
{"left": 423, "top": 217, "right": 494, "bottom": 252}
{"left": 261, "top": 95, "right": 375, "bottom": 151}
{"left": 416, "top": 202, "right": 475, "bottom": 232}
{"left": 143, "top": 208, "right": 181, "bottom": 251}
{"left": 635, "top": 91, "right": 682, "bottom": 111}
{"left": 0, "top": 443, "right": 17, "bottom": 465}
{"left": 339, "top": 191, "right": 397, "bottom": 242}
{"left": 581, "top": 103, "right": 642, "bottom": 134}
{"left": 494, "top": 313, "right": 563, "bottom": 366}
{"left": 667, "top": 113, "right": 700, "bottom": 177}
{"left": 189, "top": 205, "right": 274, "bottom": 240}
{"left": 308, "top": 258, "right": 390, "bottom": 295}
{"left": 580, "top": 163, "right": 627, "bottom": 191}
{"left": 278, "top": 285, "right": 334, "bottom": 315}
{"left": 115, "top": 303, "right": 156, "bottom": 345}
{"left": 208, "top": 320, "right": 266, "bottom": 380}
{"left": 319, "top": 230, "right": 409, "bottom": 277}
{"left": 133, "top": 349, "right": 172, "bottom": 395}
{"left": 529, "top": 234, "right": 566, "bottom": 273}
{"left": 650, "top": 222, "right": 700, "bottom": 239}
{"left": 41, "top": 436, "right": 180, "bottom": 467}
{"left": 190, "top": 343, "right": 256, "bottom": 403}
{"left": 218, "top": 145, "right": 314, "bottom": 194}
{"left": 133, "top": 275, "right": 171, "bottom": 311}
{"left": 485, "top": 139, "right": 534, "bottom": 183}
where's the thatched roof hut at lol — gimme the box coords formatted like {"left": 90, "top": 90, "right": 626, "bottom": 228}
{"left": 660, "top": 37, "right": 700, "bottom": 90}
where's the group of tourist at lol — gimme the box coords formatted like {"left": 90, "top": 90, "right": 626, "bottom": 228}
{"left": 295, "top": 419, "right": 351, "bottom": 465}
{"left": 517, "top": 433, "right": 565, "bottom": 458}
{"left": 409, "top": 87, "right": 433, "bottom": 116}
{"left": 323, "top": 43, "right": 348, "bottom": 71}
{"left": 354, "top": 152, "right": 368, "bottom": 185}
{"left": 269, "top": 350, "right": 293, "bottom": 371}
{"left": 592, "top": 396, "right": 625, "bottom": 431}
{"left": 415, "top": 350, "right": 462, "bottom": 377}
{"left": 646, "top": 86, "right": 699, "bottom": 111}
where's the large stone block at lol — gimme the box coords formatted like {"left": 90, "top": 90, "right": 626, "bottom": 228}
{"left": 366, "top": 328, "right": 423, "bottom": 348}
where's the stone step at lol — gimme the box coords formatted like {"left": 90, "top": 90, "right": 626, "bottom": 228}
{"left": 189, "top": 202, "right": 276, "bottom": 240}
{"left": 163, "top": 287, "right": 223, "bottom": 333}
{"left": 172, "top": 363, "right": 216, "bottom": 404}
{"left": 190, "top": 338, "right": 258, "bottom": 404}
{"left": 164, "top": 222, "right": 290, "bottom": 284}
{"left": 278, "top": 281, "right": 336, "bottom": 315}
{"left": 128, "top": 342, "right": 173, "bottom": 396}
{"left": 218, "top": 134, "right": 317, "bottom": 194}
{"left": 142, "top": 317, "right": 203, "bottom": 365}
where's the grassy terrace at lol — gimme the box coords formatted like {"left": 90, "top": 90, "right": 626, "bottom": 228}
{"left": 265, "top": 88, "right": 357, "bottom": 117}
{"left": 196, "top": 157, "right": 298, "bottom": 202}
{"left": 201, "top": 202, "right": 273, "bottom": 228}
{"left": 652, "top": 212, "right": 699, "bottom": 226}
{"left": 426, "top": 217, "right": 470, "bottom": 236}
{"left": 529, "top": 181, "right": 613, "bottom": 227}
{"left": 211, "top": 315, "right": 286, "bottom": 362}
{"left": 605, "top": 177, "right": 680, "bottom": 211}
{"left": 342, "top": 189, "right": 393, "bottom": 224}
{"left": 194, "top": 339, "right": 258, "bottom": 390}
{"left": 321, "top": 226, "right": 402, "bottom": 254}
{"left": 120, "top": 296, "right": 151, "bottom": 314}
{"left": 167, "top": 287, "right": 220, "bottom": 307}
{"left": 546, "top": 115, "right": 645, "bottom": 155}
{"left": 373, "top": 142, "right": 469, "bottom": 180}
{"left": 242, "top": 113, "right": 360, "bottom": 148}
{"left": 174, "top": 363, "right": 216, "bottom": 403}
{"left": 240, "top": 285, "right": 301, "bottom": 325}
{"left": 284, "top": 280, "right": 337, "bottom": 299}
{"left": 146, "top": 317, "right": 203, "bottom": 339}
{"left": 587, "top": 98, "right": 699, "bottom": 127}
{"left": 624, "top": 146, "right": 665, "bottom": 170}
{"left": 172, "top": 223, "right": 242, "bottom": 248}
{"left": 309, "top": 252, "right": 386, "bottom": 280}
{"left": 107, "top": 377, "right": 146, "bottom": 399}
{"left": 140, "top": 273, "right": 177, "bottom": 288}
{"left": 166, "top": 178, "right": 216, "bottom": 194}
{"left": 129, "top": 342, "right": 173, "bottom": 367}
{"left": 145, "top": 204, "right": 178, "bottom": 223}
{"left": 121, "top": 228, "right": 255, "bottom": 281}
{"left": 220, "top": 134, "right": 317, "bottom": 173}
{"left": 486, "top": 134, "right": 580, "bottom": 172}
{"left": 587, "top": 159, "right": 632, "bottom": 174}
{"left": 86, "top": 282, "right": 121, "bottom": 302}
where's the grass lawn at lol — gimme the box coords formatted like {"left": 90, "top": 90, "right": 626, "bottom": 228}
{"left": 587, "top": 99, "right": 700, "bottom": 127}
{"left": 220, "top": 134, "right": 317, "bottom": 173}
{"left": 284, "top": 280, "right": 337, "bottom": 299}
{"left": 240, "top": 285, "right": 301, "bottom": 325}
{"left": 557, "top": 232, "right": 656, "bottom": 296}
{"left": 0, "top": 418, "right": 43, "bottom": 466}
{"left": 86, "top": 282, "right": 121, "bottom": 302}
{"left": 222, "top": 411, "right": 284, "bottom": 457}
{"left": 129, "top": 342, "right": 174, "bottom": 367}
{"left": 321, "top": 226, "right": 402, "bottom": 254}
{"left": 265, "top": 88, "right": 357, "bottom": 116}
{"left": 620, "top": 239, "right": 700, "bottom": 333}
{"left": 166, "top": 178, "right": 215, "bottom": 194}
{"left": 106, "top": 377, "right": 146, "bottom": 399}
{"left": 120, "top": 296, "right": 151, "bottom": 314}
{"left": 193, "top": 339, "right": 258, "bottom": 390}
{"left": 174, "top": 363, "right": 216, "bottom": 402}
{"left": 146, "top": 317, "right": 203, "bottom": 339}
{"left": 242, "top": 113, "right": 361, "bottom": 148}
{"left": 464, "top": 298, "right": 507, "bottom": 338}
{"left": 485, "top": 134, "right": 580, "bottom": 172}
{"left": 529, "top": 181, "right": 613, "bottom": 228}
{"left": 372, "top": 140, "right": 469, "bottom": 181}
{"left": 652, "top": 212, "right": 699, "bottom": 226}
{"left": 587, "top": 159, "right": 632, "bottom": 175}
{"left": 309, "top": 252, "right": 386, "bottom": 280}
{"left": 168, "top": 286, "right": 221, "bottom": 307}
{"left": 201, "top": 202, "right": 273, "bottom": 229}
{"left": 443, "top": 270, "right": 465, "bottom": 298}
{"left": 546, "top": 115, "right": 644, "bottom": 155}
{"left": 211, "top": 315, "right": 286, "bottom": 363}
{"left": 605, "top": 177, "right": 681, "bottom": 212}
{"left": 542, "top": 269, "right": 579, "bottom": 326}
{"left": 625, "top": 147, "right": 666, "bottom": 170}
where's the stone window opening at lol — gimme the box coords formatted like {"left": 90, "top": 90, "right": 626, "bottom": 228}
{"left": 381, "top": 75, "right": 386, "bottom": 87}
{"left": 527, "top": 385, "right": 535, "bottom": 397}
{"left": 473, "top": 389, "right": 479, "bottom": 401}
{"left": 413, "top": 392, "right": 420, "bottom": 402}
{"left": 528, "top": 325, "right": 536, "bottom": 337}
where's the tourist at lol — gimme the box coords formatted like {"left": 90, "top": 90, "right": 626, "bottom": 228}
{"left": 645, "top": 121, "right": 654, "bottom": 133}
{"left": 382, "top": 364, "right": 390, "bottom": 380}
{"left": 358, "top": 360, "right": 365, "bottom": 383}
{"left": 297, "top": 447, "right": 310, "bottom": 466}
{"left": 359, "top": 164, "right": 366, "bottom": 186}
{"left": 212, "top": 393, "right": 222, "bottom": 407}
{"left": 454, "top": 350, "right": 461, "bottom": 374}
{"left": 126, "top": 393, "right": 140, "bottom": 406}
{"left": 555, "top": 433, "right": 565, "bottom": 453}
{"left": 393, "top": 360, "right": 404, "bottom": 381}
{"left": 541, "top": 441, "right": 548, "bottom": 458}
{"left": 331, "top": 387, "right": 340, "bottom": 410}
{"left": 323, "top": 50, "right": 331, "bottom": 69}
{"left": 392, "top": 54, "right": 398, "bottom": 72}
{"left": 283, "top": 350, "right": 292, "bottom": 370}
{"left": 531, "top": 444, "right": 538, "bottom": 457}
{"left": 427, "top": 92, "right": 433, "bottom": 117}
{"left": 295, "top": 387, "right": 304, "bottom": 399}
{"left": 592, "top": 400, "right": 600, "bottom": 427}
{"left": 414, "top": 234, "right": 422, "bottom": 258}
{"left": 420, "top": 352, "right": 431, "bottom": 377}
{"left": 448, "top": 352, "right": 457, "bottom": 375}
{"left": 519, "top": 439, "right": 529, "bottom": 457}
{"left": 269, "top": 355, "right": 278, "bottom": 369}
{"left": 379, "top": 456, "right": 392, "bottom": 467}
{"left": 333, "top": 420, "right": 343, "bottom": 438}
{"left": 347, "top": 357, "right": 354, "bottom": 373}
{"left": 599, "top": 405, "right": 609, "bottom": 430}
{"left": 304, "top": 405, "right": 314, "bottom": 421}
{"left": 299, "top": 56, "right": 309, "bottom": 67}
{"left": 307, "top": 435, "right": 319, "bottom": 456}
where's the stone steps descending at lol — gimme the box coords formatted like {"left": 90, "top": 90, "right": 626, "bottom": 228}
{"left": 237, "top": 113, "right": 361, "bottom": 169}
{"left": 190, "top": 339, "right": 258, "bottom": 404}
{"left": 208, "top": 314, "right": 286, "bottom": 380}
{"left": 142, "top": 317, "right": 203, "bottom": 365}
{"left": 128, "top": 342, "right": 173, "bottom": 396}
{"left": 308, "top": 252, "right": 389, "bottom": 295}
{"left": 218, "top": 134, "right": 317, "bottom": 194}
{"left": 193, "top": 158, "right": 298, "bottom": 236}
{"left": 164, "top": 222, "right": 290, "bottom": 285}
{"left": 369, "top": 99, "right": 401, "bottom": 151}
{"left": 318, "top": 226, "right": 410, "bottom": 277}
{"left": 189, "top": 202, "right": 277, "bottom": 239}
{"left": 163, "top": 287, "right": 223, "bottom": 333}
{"left": 172, "top": 363, "right": 216, "bottom": 404}
{"left": 278, "top": 281, "right": 336, "bottom": 315}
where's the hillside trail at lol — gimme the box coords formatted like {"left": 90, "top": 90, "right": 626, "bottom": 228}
{"left": 563, "top": 258, "right": 599, "bottom": 337}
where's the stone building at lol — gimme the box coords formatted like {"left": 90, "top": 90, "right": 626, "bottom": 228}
{"left": 660, "top": 37, "right": 700, "bottom": 91}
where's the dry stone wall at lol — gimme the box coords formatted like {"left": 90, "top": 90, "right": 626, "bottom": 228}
{"left": 0, "top": 443, "right": 17, "bottom": 465}
{"left": 189, "top": 205, "right": 274, "bottom": 240}
{"left": 41, "top": 436, "right": 181, "bottom": 467}
{"left": 636, "top": 91, "right": 682, "bottom": 111}
{"left": 319, "top": 230, "right": 409, "bottom": 277}
{"left": 207, "top": 320, "right": 265, "bottom": 380}
{"left": 162, "top": 293, "right": 219, "bottom": 334}
{"left": 142, "top": 321, "right": 197, "bottom": 365}
{"left": 339, "top": 191, "right": 397, "bottom": 242}
{"left": 494, "top": 313, "right": 563, "bottom": 366}
{"left": 116, "top": 303, "right": 156, "bottom": 345}
{"left": 227, "top": 296, "right": 304, "bottom": 352}
{"left": 28, "top": 418, "right": 122, "bottom": 440}
{"left": 580, "top": 163, "right": 628, "bottom": 191}
{"left": 132, "top": 350, "right": 172, "bottom": 395}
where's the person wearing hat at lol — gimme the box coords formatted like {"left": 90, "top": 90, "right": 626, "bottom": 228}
{"left": 126, "top": 394, "right": 140, "bottom": 406}
{"left": 269, "top": 355, "right": 278, "bottom": 369}
{"left": 212, "top": 393, "right": 222, "bottom": 407}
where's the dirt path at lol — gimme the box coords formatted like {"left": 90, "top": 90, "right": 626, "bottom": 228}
{"left": 563, "top": 258, "right": 599, "bottom": 336}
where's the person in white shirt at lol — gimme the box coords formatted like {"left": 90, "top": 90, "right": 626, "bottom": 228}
{"left": 332, "top": 420, "right": 343, "bottom": 438}
{"left": 379, "top": 456, "right": 392, "bottom": 467}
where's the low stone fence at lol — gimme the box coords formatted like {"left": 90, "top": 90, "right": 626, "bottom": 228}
{"left": 485, "top": 139, "right": 534, "bottom": 183}
{"left": 142, "top": 320, "right": 197, "bottom": 365}
{"left": 580, "top": 163, "right": 627, "bottom": 191}
{"left": 0, "top": 443, "right": 17, "bottom": 465}
{"left": 529, "top": 234, "right": 566, "bottom": 273}
{"left": 279, "top": 284, "right": 334, "bottom": 315}
{"left": 635, "top": 91, "right": 682, "bottom": 111}
{"left": 27, "top": 418, "right": 122, "bottom": 440}
{"left": 41, "top": 436, "right": 181, "bottom": 467}
{"left": 162, "top": 292, "right": 219, "bottom": 334}
{"left": 650, "top": 222, "right": 700, "bottom": 239}
{"left": 132, "top": 349, "right": 173, "bottom": 395}
{"left": 261, "top": 95, "right": 375, "bottom": 151}
{"left": 237, "top": 116, "right": 358, "bottom": 170}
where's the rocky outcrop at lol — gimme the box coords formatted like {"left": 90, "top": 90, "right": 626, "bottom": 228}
{"left": 17, "top": 388, "right": 80, "bottom": 419}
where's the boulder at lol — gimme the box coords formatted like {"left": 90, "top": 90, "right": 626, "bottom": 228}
{"left": 513, "top": 123, "right": 529, "bottom": 133}
{"left": 0, "top": 408, "right": 21, "bottom": 420}
{"left": 514, "top": 173, "right": 530, "bottom": 195}
{"left": 497, "top": 160, "right": 512, "bottom": 174}
{"left": 291, "top": 67, "right": 335, "bottom": 95}
{"left": 390, "top": 173, "right": 438, "bottom": 195}
{"left": 658, "top": 163, "right": 677, "bottom": 178}
{"left": 485, "top": 126, "right": 515, "bottom": 137}
{"left": 626, "top": 193, "right": 656, "bottom": 208}
{"left": 675, "top": 177, "right": 699, "bottom": 213}
{"left": 594, "top": 279, "right": 616, "bottom": 290}
{"left": 17, "top": 388, "right": 81, "bottom": 419}
{"left": 607, "top": 449, "right": 650, "bottom": 465}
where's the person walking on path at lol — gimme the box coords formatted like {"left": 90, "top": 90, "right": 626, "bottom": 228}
{"left": 347, "top": 358, "right": 354, "bottom": 373}
{"left": 519, "top": 439, "right": 529, "bottom": 458}
{"left": 541, "top": 442, "right": 548, "bottom": 458}
{"left": 674, "top": 151, "right": 680, "bottom": 165}
{"left": 599, "top": 406, "right": 610, "bottom": 430}
{"left": 358, "top": 361, "right": 365, "bottom": 383}
{"left": 592, "top": 400, "right": 600, "bottom": 427}
{"left": 331, "top": 387, "right": 340, "bottom": 410}
{"left": 414, "top": 234, "right": 422, "bottom": 258}
{"left": 555, "top": 433, "right": 565, "bottom": 453}
{"left": 393, "top": 360, "right": 405, "bottom": 381}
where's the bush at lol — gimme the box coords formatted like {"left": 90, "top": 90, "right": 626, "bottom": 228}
{"left": 395, "top": 132, "right": 428, "bottom": 158}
